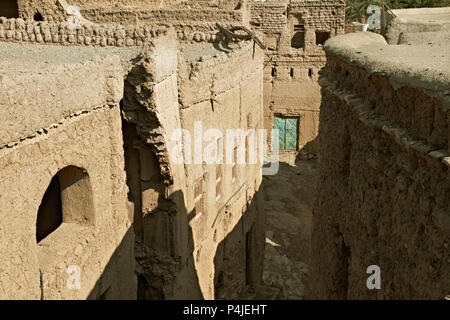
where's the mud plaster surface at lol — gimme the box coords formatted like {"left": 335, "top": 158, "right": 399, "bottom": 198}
{"left": 0, "top": 42, "right": 140, "bottom": 73}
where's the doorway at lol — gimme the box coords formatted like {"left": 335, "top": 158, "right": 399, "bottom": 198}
{"left": 274, "top": 116, "right": 299, "bottom": 150}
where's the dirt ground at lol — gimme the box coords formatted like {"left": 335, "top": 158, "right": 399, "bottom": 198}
{"left": 260, "top": 153, "right": 318, "bottom": 299}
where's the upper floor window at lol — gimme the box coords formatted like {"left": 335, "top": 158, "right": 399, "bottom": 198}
{"left": 291, "top": 30, "right": 305, "bottom": 49}
{"left": 316, "top": 31, "right": 331, "bottom": 45}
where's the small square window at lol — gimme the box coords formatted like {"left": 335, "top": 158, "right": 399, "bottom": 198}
{"left": 316, "top": 31, "right": 330, "bottom": 45}
{"left": 291, "top": 31, "right": 305, "bottom": 49}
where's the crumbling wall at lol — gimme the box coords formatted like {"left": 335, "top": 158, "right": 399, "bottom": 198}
{"left": 0, "top": 17, "right": 170, "bottom": 47}
{"left": 122, "top": 37, "right": 266, "bottom": 299}
{"left": 13, "top": 0, "right": 247, "bottom": 30}
{"left": 385, "top": 7, "right": 450, "bottom": 44}
{"left": 0, "top": 3, "right": 267, "bottom": 300}
{"left": 120, "top": 31, "right": 197, "bottom": 299}
{"left": 311, "top": 31, "right": 450, "bottom": 299}
{"left": 0, "top": 45, "right": 136, "bottom": 299}
{"left": 250, "top": 0, "right": 345, "bottom": 156}
{"left": 178, "top": 40, "right": 266, "bottom": 299}
{"left": 8, "top": 0, "right": 250, "bottom": 47}
{"left": 0, "top": 17, "right": 247, "bottom": 48}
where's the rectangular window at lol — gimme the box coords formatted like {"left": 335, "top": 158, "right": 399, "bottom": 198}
{"left": 316, "top": 31, "right": 330, "bottom": 45}
{"left": 291, "top": 31, "right": 305, "bottom": 49}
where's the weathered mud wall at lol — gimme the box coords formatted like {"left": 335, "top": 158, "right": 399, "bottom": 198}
{"left": 0, "top": 1, "right": 267, "bottom": 300}
{"left": 178, "top": 41, "right": 266, "bottom": 299}
{"left": 0, "top": 17, "right": 243, "bottom": 48}
{"left": 385, "top": 7, "right": 450, "bottom": 45}
{"left": 250, "top": 0, "right": 345, "bottom": 155}
{"left": 311, "top": 31, "right": 450, "bottom": 299}
{"left": 122, "top": 38, "right": 266, "bottom": 300}
{"left": 0, "top": 17, "right": 174, "bottom": 47}
{"left": 14, "top": 0, "right": 247, "bottom": 30}
{"left": 0, "top": 44, "right": 136, "bottom": 299}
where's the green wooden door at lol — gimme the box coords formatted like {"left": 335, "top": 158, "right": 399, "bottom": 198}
{"left": 274, "top": 116, "right": 298, "bottom": 150}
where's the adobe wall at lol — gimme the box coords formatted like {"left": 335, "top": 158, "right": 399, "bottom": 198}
{"left": 0, "top": 17, "right": 173, "bottom": 47}
{"left": 385, "top": 7, "right": 450, "bottom": 44}
{"left": 249, "top": 0, "right": 345, "bottom": 156}
{"left": 15, "top": 0, "right": 247, "bottom": 27}
{"left": 310, "top": 31, "right": 450, "bottom": 299}
{"left": 0, "top": 43, "right": 137, "bottom": 299}
{"left": 122, "top": 38, "right": 266, "bottom": 299}
{"left": 178, "top": 41, "right": 265, "bottom": 299}
{"left": 0, "top": 5, "right": 266, "bottom": 298}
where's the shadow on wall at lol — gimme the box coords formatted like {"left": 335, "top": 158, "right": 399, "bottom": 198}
{"left": 86, "top": 116, "right": 204, "bottom": 299}
{"left": 86, "top": 186, "right": 265, "bottom": 300}
{"left": 86, "top": 227, "right": 137, "bottom": 300}
{"left": 213, "top": 186, "right": 265, "bottom": 300}
{"left": 86, "top": 189, "right": 203, "bottom": 300}
{"left": 298, "top": 136, "right": 319, "bottom": 161}
{"left": 85, "top": 116, "right": 266, "bottom": 299}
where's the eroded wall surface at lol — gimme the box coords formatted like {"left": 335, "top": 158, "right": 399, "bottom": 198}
{"left": 250, "top": 0, "right": 345, "bottom": 156}
{"left": 179, "top": 41, "right": 265, "bottom": 299}
{"left": 0, "top": 43, "right": 137, "bottom": 299}
{"left": 122, "top": 37, "right": 266, "bottom": 299}
{"left": 311, "top": 31, "right": 450, "bottom": 299}
{"left": 14, "top": 0, "right": 247, "bottom": 42}
{"left": 0, "top": 3, "right": 266, "bottom": 300}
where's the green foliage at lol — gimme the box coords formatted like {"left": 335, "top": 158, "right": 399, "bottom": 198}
{"left": 345, "top": 0, "right": 450, "bottom": 22}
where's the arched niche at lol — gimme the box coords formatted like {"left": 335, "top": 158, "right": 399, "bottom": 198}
{"left": 36, "top": 166, "right": 95, "bottom": 243}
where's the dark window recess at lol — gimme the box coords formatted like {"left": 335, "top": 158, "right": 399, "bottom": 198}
{"left": 36, "top": 175, "right": 63, "bottom": 243}
{"left": 290, "top": 68, "right": 294, "bottom": 78}
{"left": 0, "top": 0, "right": 19, "bottom": 18}
{"left": 291, "top": 31, "right": 305, "bottom": 49}
{"left": 34, "top": 12, "right": 44, "bottom": 21}
{"left": 308, "top": 68, "right": 313, "bottom": 78}
{"left": 271, "top": 67, "right": 277, "bottom": 77}
{"left": 36, "top": 166, "right": 94, "bottom": 243}
{"left": 316, "top": 31, "right": 330, "bottom": 45}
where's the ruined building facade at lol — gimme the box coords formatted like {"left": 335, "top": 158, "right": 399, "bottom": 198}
{"left": 250, "top": 0, "right": 345, "bottom": 156}
{"left": 0, "top": 0, "right": 268, "bottom": 299}
{"left": 310, "top": 8, "right": 450, "bottom": 299}
{"left": 6, "top": 0, "right": 445, "bottom": 301}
